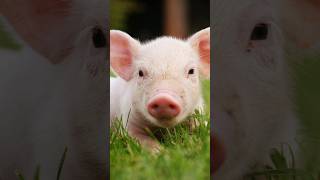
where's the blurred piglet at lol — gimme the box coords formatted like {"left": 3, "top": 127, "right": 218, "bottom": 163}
{"left": 0, "top": 0, "right": 107, "bottom": 179}
{"left": 212, "top": 0, "right": 320, "bottom": 179}
{"left": 110, "top": 28, "right": 210, "bottom": 151}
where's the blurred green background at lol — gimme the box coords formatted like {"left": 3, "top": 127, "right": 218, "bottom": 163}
{"left": 0, "top": 21, "right": 21, "bottom": 51}
{"left": 110, "top": 0, "right": 210, "bottom": 40}
{"left": 291, "top": 56, "right": 320, "bottom": 174}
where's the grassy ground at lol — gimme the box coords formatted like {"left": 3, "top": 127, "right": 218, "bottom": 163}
{"left": 110, "top": 80, "right": 210, "bottom": 180}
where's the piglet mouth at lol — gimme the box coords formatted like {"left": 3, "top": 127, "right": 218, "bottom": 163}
{"left": 211, "top": 134, "right": 226, "bottom": 174}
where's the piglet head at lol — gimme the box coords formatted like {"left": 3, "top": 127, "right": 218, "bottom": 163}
{"left": 110, "top": 28, "right": 210, "bottom": 128}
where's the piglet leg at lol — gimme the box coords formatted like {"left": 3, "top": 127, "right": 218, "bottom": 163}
{"left": 128, "top": 121, "right": 162, "bottom": 153}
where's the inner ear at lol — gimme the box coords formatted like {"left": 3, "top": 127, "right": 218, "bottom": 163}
{"left": 0, "top": 0, "right": 77, "bottom": 64}
{"left": 278, "top": 0, "right": 320, "bottom": 50}
{"left": 188, "top": 28, "right": 210, "bottom": 78}
{"left": 110, "top": 30, "right": 140, "bottom": 81}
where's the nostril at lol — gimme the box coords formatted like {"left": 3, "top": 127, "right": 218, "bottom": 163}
{"left": 169, "top": 104, "right": 176, "bottom": 109}
{"left": 152, "top": 104, "right": 159, "bottom": 109}
{"left": 147, "top": 94, "right": 181, "bottom": 119}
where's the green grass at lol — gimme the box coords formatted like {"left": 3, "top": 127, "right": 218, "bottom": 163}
{"left": 110, "top": 80, "right": 210, "bottom": 180}
{"left": 246, "top": 144, "right": 317, "bottom": 180}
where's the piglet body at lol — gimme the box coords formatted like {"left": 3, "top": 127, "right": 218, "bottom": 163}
{"left": 110, "top": 29, "right": 210, "bottom": 151}
{"left": 212, "top": 0, "right": 320, "bottom": 179}
{"left": 0, "top": 0, "right": 108, "bottom": 179}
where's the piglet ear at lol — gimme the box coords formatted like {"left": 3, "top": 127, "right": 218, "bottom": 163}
{"left": 188, "top": 27, "right": 210, "bottom": 79}
{"left": 279, "top": 0, "right": 320, "bottom": 52}
{"left": 0, "top": 0, "right": 79, "bottom": 64}
{"left": 110, "top": 30, "right": 140, "bottom": 81}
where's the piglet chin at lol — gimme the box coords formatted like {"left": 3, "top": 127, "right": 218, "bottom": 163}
{"left": 212, "top": 134, "right": 226, "bottom": 174}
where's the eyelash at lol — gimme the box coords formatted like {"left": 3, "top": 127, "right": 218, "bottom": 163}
{"left": 250, "top": 23, "right": 269, "bottom": 41}
{"left": 92, "top": 26, "right": 106, "bottom": 48}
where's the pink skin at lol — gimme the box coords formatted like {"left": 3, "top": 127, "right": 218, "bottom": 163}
{"left": 127, "top": 90, "right": 197, "bottom": 153}
{"left": 147, "top": 93, "right": 181, "bottom": 120}
{"left": 128, "top": 91, "right": 184, "bottom": 153}
{"left": 110, "top": 28, "right": 210, "bottom": 152}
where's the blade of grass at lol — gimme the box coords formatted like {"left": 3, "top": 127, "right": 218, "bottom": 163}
{"left": 56, "top": 147, "right": 68, "bottom": 180}
{"left": 15, "top": 171, "right": 25, "bottom": 180}
{"left": 33, "top": 165, "right": 40, "bottom": 180}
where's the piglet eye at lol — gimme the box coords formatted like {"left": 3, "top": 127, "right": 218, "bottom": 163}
{"left": 250, "top": 23, "right": 269, "bottom": 40}
{"left": 188, "top": 68, "right": 195, "bottom": 75}
{"left": 138, "top": 70, "right": 144, "bottom": 77}
{"left": 92, "top": 26, "right": 106, "bottom": 48}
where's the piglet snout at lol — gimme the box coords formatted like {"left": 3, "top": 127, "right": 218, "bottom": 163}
{"left": 147, "top": 93, "right": 181, "bottom": 120}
